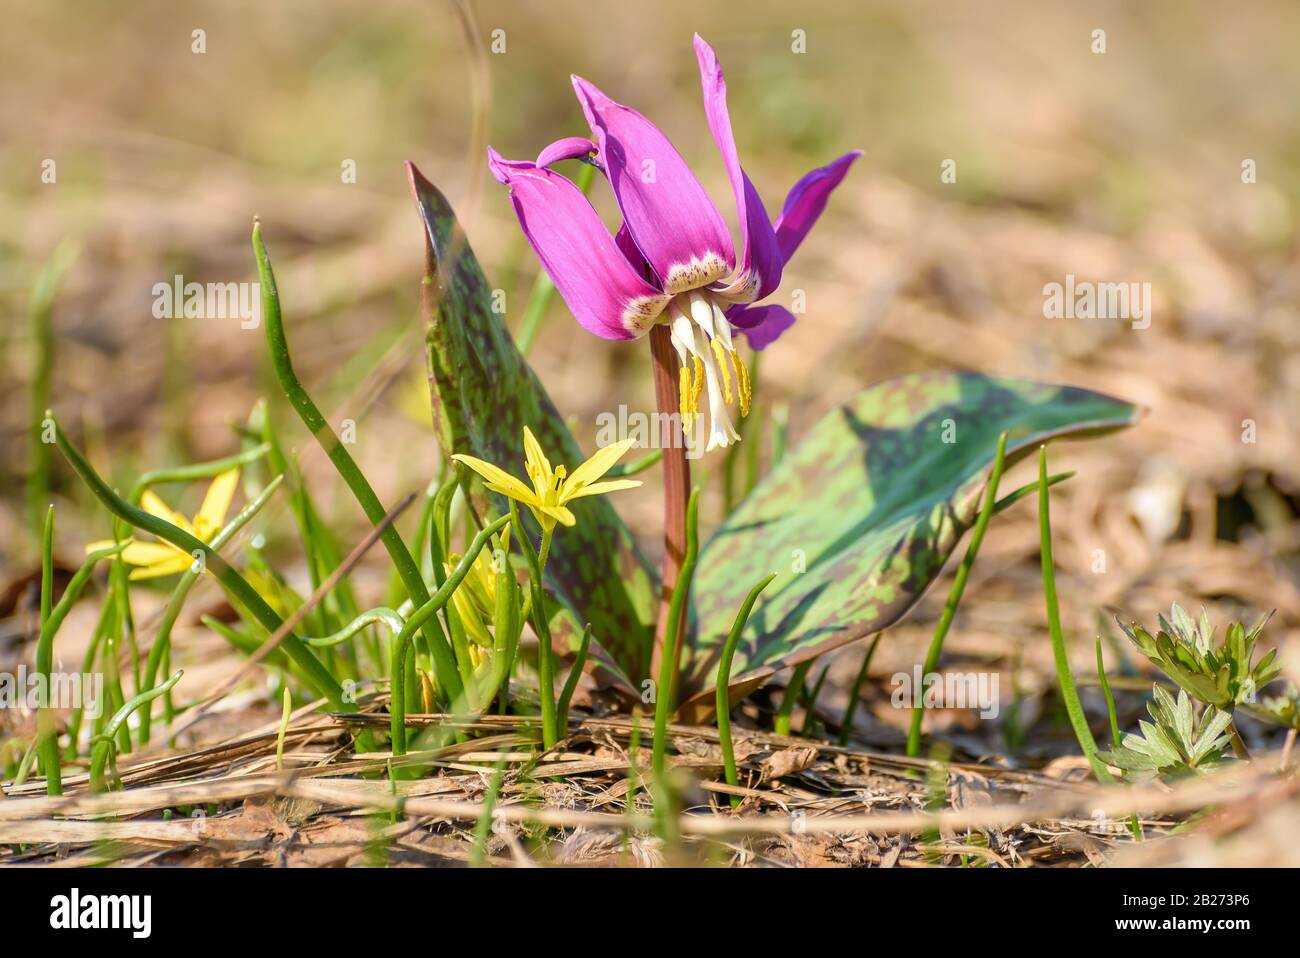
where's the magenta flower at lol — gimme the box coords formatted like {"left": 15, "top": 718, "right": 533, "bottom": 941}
{"left": 489, "top": 34, "right": 859, "bottom": 451}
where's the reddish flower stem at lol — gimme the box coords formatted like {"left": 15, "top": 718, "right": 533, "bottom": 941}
{"left": 648, "top": 324, "right": 690, "bottom": 697}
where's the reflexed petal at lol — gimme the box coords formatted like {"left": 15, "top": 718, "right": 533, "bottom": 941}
{"left": 563, "top": 478, "right": 643, "bottom": 501}
{"left": 489, "top": 148, "right": 669, "bottom": 339}
{"left": 571, "top": 75, "right": 734, "bottom": 294}
{"left": 694, "top": 35, "right": 783, "bottom": 303}
{"left": 728, "top": 303, "right": 797, "bottom": 351}
{"left": 536, "top": 136, "right": 597, "bottom": 168}
{"left": 773, "top": 151, "right": 861, "bottom": 262}
{"left": 128, "top": 553, "right": 196, "bottom": 580}
{"left": 140, "top": 490, "right": 192, "bottom": 533}
{"left": 194, "top": 468, "right": 239, "bottom": 541}
{"left": 561, "top": 436, "right": 638, "bottom": 497}
{"left": 452, "top": 452, "right": 536, "bottom": 503}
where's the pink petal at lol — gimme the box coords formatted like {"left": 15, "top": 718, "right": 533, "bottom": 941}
{"left": 572, "top": 74, "right": 735, "bottom": 295}
{"left": 774, "top": 151, "right": 861, "bottom": 263}
{"left": 536, "top": 136, "right": 597, "bottom": 168}
{"left": 728, "top": 303, "right": 796, "bottom": 351}
{"left": 615, "top": 223, "right": 658, "bottom": 286}
{"left": 694, "top": 35, "right": 783, "bottom": 304}
{"left": 488, "top": 148, "right": 669, "bottom": 340}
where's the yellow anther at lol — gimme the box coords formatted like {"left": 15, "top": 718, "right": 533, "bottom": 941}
{"left": 692, "top": 354, "right": 705, "bottom": 414}
{"left": 678, "top": 365, "right": 692, "bottom": 431}
{"left": 732, "top": 349, "right": 751, "bottom": 417}
{"left": 711, "top": 339, "right": 734, "bottom": 405}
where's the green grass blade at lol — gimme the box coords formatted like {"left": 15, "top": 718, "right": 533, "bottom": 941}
{"left": 27, "top": 240, "right": 79, "bottom": 536}
{"left": 716, "top": 573, "right": 777, "bottom": 808}
{"left": 907, "top": 431, "right": 1010, "bottom": 757}
{"left": 1038, "top": 446, "right": 1113, "bottom": 783}
{"left": 652, "top": 489, "right": 700, "bottom": 780}
{"left": 840, "top": 635, "right": 882, "bottom": 746}
{"left": 774, "top": 661, "right": 812, "bottom": 737}
{"left": 89, "top": 670, "right": 183, "bottom": 792}
{"left": 557, "top": 623, "right": 592, "bottom": 734}
{"left": 254, "top": 223, "right": 462, "bottom": 705}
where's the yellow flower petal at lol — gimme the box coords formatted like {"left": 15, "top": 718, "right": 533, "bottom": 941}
{"left": 141, "top": 490, "right": 193, "bottom": 534}
{"left": 563, "top": 478, "right": 643, "bottom": 501}
{"left": 121, "top": 541, "right": 187, "bottom": 567}
{"left": 536, "top": 503, "right": 576, "bottom": 527}
{"left": 483, "top": 483, "right": 542, "bottom": 513}
{"left": 561, "top": 437, "right": 638, "bottom": 500}
{"left": 127, "top": 554, "right": 197, "bottom": 580}
{"left": 194, "top": 468, "right": 239, "bottom": 541}
{"left": 521, "top": 426, "right": 554, "bottom": 494}
{"left": 453, "top": 453, "right": 535, "bottom": 502}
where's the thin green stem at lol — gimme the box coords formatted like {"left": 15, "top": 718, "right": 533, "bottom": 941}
{"left": 556, "top": 623, "right": 592, "bottom": 734}
{"left": 305, "top": 608, "right": 405, "bottom": 648}
{"left": 801, "top": 664, "right": 830, "bottom": 737}
{"left": 470, "top": 759, "right": 508, "bottom": 867}
{"left": 774, "top": 661, "right": 812, "bottom": 737}
{"left": 27, "top": 240, "right": 78, "bottom": 536}
{"left": 993, "top": 471, "right": 1074, "bottom": 514}
{"left": 128, "top": 444, "right": 271, "bottom": 505}
{"left": 37, "top": 505, "right": 55, "bottom": 790}
{"left": 840, "top": 635, "right": 882, "bottom": 746}
{"left": 36, "top": 539, "right": 126, "bottom": 795}
{"left": 1096, "top": 638, "right": 1121, "bottom": 747}
{"left": 89, "top": 670, "right": 183, "bottom": 792}
{"left": 907, "top": 431, "right": 1010, "bottom": 757}
{"left": 1038, "top": 446, "right": 1113, "bottom": 783}
{"left": 40, "top": 505, "right": 54, "bottom": 625}
{"left": 652, "top": 488, "right": 700, "bottom": 781}
{"left": 388, "top": 515, "right": 511, "bottom": 755}
{"left": 716, "top": 573, "right": 777, "bottom": 808}
{"left": 509, "top": 503, "right": 559, "bottom": 749}
{"left": 606, "top": 448, "right": 663, "bottom": 479}
{"left": 275, "top": 686, "right": 292, "bottom": 770}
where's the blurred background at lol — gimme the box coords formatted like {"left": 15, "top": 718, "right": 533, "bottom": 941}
{"left": 2, "top": 0, "right": 1299, "bottom": 770}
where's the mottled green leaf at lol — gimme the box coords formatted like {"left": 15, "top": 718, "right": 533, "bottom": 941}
{"left": 680, "top": 371, "right": 1141, "bottom": 710}
{"left": 406, "top": 163, "right": 656, "bottom": 689}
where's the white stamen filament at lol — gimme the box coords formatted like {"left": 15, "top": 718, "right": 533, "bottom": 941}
{"left": 698, "top": 331, "right": 740, "bottom": 450}
{"left": 665, "top": 291, "right": 742, "bottom": 451}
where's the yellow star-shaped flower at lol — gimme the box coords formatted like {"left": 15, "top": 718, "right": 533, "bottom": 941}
{"left": 452, "top": 427, "right": 641, "bottom": 533}
{"left": 85, "top": 469, "right": 240, "bottom": 580}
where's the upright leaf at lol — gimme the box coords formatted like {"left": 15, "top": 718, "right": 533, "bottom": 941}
{"left": 406, "top": 163, "right": 656, "bottom": 688}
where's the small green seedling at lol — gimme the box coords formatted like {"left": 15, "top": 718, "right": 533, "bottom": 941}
{"left": 1117, "top": 604, "right": 1280, "bottom": 711}
{"left": 1098, "top": 686, "right": 1235, "bottom": 782}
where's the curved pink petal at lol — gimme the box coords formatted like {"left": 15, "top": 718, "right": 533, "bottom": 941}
{"left": 615, "top": 223, "right": 658, "bottom": 287}
{"left": 571, "top": 75, "right": 735, "bottom": 295}
{"left": 727, "top": 303, "right": 796, "bottom": 351}
{"left": 536, "top": 136, "right": 597, "bottom": 168}
{"left": 489, "top": 148, "right": 669, "bottom": 340}
{"left": 694, "top": 35, "right": 783, "bottom": 304}
{"left": 774, "top": 151, "right": 861, "bottom": 263}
